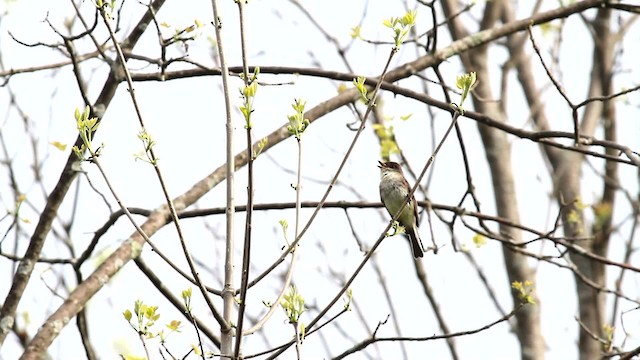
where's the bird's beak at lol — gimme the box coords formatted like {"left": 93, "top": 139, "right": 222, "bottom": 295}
{"left": 377, "top": 160, "right": 384, "bottom": 169}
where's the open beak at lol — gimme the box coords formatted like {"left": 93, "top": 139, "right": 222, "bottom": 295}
{"left": 377, "top": 160, "right": 384, "bottom": 169}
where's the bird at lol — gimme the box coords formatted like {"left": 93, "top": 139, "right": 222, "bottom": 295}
{"left": 378, "top": 161, "right": 424, "bottom": 258}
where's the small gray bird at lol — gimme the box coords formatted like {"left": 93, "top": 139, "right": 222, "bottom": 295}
{"left": 378, "top": 161, "right": 424, "bottom": 258}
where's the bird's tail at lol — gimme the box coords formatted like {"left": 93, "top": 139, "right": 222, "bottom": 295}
{"left": 406, "top": 227, "right": 424, "bottom": 258}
